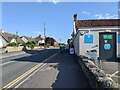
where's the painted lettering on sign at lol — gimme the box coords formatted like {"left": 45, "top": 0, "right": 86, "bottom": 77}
{"left": 103, "top": 34, "right": 112, "bottom": 40}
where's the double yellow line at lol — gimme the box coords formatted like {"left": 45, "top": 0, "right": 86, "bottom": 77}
{"left": 1, "top": 63, "right": 46, "bottom": 90}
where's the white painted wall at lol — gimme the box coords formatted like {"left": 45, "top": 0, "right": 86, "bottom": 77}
{"left": 38, "top": 40, "right": 44, "bottom": 44}
{"left": 80, "top": 31, "right": 99, "bottom": 57}
{"left": 0, "top": 35, "right": 3, "bottom": 48}
{"left": 21, "top": 37, "right": 28, "bottom": 43}
{"left": 74, "top": 29, "right": 120, "bottom": 58}
{"left": 0, "top": 35, "right": 7, "bottom": 48}
{"left": 73, "top": 32, "right": 80, "bottom": 56}
{"left": 10, "top": 38, "right": 17, "bottom": 43}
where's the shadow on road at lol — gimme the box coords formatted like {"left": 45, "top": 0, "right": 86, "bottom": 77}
{"left": 8, "top": 48, "right": 91, "bottom": 88}
{"left": 12, "top": 49, "right": 59, "bottom": 63}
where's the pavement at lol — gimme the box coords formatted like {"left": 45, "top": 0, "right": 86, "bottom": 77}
{"left": 0, "top": 51, "right": 26, "bottom": 59}
{"left": 18, "top": 51, "right": 90, "bottom": 88}
{"left": 0, "top": 49, "right": 44, "bottom": 59}
{"left": 1, "top": 48, "right": 59, "bottom": 88}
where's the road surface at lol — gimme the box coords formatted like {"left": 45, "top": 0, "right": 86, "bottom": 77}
{"left": 18, "top": 51, "right": 90, "bottom": 88}
{"left": 1, "top": 48, "right": 59, "bottom": 88}
{"left": 1, "top": 48, "right": 90, "bottom": 89}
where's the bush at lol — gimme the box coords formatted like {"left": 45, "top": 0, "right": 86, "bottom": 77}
{"left": 31, "top": 40, "right": 36, "bottom": 46}
{"left": 22, "top": 40, "right": 36, "bottom": 49}
{"left": 46, "top": 44, "right": 50, "bottom": 48}
{"left": 7, "top": 42, "right": 19, "bottom": 47}
{"left": 53, "top": 45, "right": 56, "bottom": 47}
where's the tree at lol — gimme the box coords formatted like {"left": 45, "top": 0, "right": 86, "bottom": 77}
{"left": 67, "top": 39, "right": 72, "bottom": 45}
{"left": 13, "top": 31, "right": 19, "bottom": 43}
{"left": 22, "top": 40, "right": 36, "bottom": 49}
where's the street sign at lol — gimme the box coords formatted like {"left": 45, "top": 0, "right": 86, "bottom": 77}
{"left": 84, "top": 35, "right": 93, "bottom": 43}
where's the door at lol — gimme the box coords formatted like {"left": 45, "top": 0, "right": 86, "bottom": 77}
{"left": 99, "top": 32, "right": 117, "bottom": 61}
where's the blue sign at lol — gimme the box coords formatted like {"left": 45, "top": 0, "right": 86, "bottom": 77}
{"left": 104, "top": 44, "right": 111, "bottom": 50}
{"left": 118, "top": 34, "right": 120, "bottom": 43}
{"left": 84, "top": 35, "right": 93, "bottom": 43}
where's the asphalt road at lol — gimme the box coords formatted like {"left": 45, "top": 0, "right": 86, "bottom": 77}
{"left": 19, "top": 51, "right": 90, "bottom": 88}
{"left": 0, "top": 49, "right": 45, "bottom": 64}
{"left": 1, "top": 48, "right": 59, "bottom": 88}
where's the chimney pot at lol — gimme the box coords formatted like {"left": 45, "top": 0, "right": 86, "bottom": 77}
{"left": 74, "top": 14, "right": 77, "bottom": 21}
{"left": 0, "top": 29, "right": 4, "bottom": 33}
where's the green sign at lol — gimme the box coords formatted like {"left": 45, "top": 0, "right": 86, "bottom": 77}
{"left": 103, "top": 34, "right": 112, "bottom": 40}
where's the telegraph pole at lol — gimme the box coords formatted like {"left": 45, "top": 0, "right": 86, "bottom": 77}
{"left": 44, "top": 22, "right": 46, "bottom": 48}
{"left": 60, "top": 38, "right": 61, "bottom": 44}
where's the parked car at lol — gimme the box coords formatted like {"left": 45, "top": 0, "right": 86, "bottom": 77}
{"left": 69, "top": 47, "right": 74, "bottom": 54}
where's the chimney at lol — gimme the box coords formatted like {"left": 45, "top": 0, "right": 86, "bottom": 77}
{"left": 0, "top": 29, "right": 4, "bottom": 33}
{"left": 73, "top": 14, "right": 77, "bottom": 35}
{"left": 74, "top": 14, "right": 77, "bottom": 22}
{"left": 39, "top": 35, "right": 41, "bottom": 37}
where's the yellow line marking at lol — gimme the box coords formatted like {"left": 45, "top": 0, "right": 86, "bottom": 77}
{"left": 1, "top": 51, "right": 59, "bottom": 90}
{"left": 1, "top": 63, "right": 46, "bottom": 90}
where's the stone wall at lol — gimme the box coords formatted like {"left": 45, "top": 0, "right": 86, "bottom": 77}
{"left": 76, "top": 55, "right": 119, "bottom": 89}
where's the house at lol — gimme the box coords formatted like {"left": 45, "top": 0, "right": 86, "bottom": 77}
{"left": 34, "top": 35, "right": 58, "bottom": 47}
{"left": 72, "top": 14, "right": 120, "bottom": 61}
{"left": 0, "top": 32, "right": 8, "bottom": 48}
{"left": 21, "top": 36, "right": 34, "bottom": 43}
{"left": 34, "top": 35, "right": 45, "bottom": 46}
{"left": 0, "top": 29, "right": 24, "bottom": 48}
{"left": 45, "top": 37, "right": 58, "bottom": 46}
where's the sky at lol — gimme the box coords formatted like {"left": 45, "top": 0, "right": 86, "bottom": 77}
{"left": 2, "top": 2, "right": 118, "bottom": 43}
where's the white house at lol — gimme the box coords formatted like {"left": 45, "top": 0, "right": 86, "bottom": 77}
{"left": 34, "top": 35, "right": 45, "bottom": 46}
{"left": 0, "top": 34, "right": 8, "bottom": 48}
{"left": 21, "top": 36, "right": 34, "bottom": 43}
{"left": 72, "top": 14, "right": 120, "bottom": 61}
{"left": 0, "top": 29, "right": 24, "bottom": 48}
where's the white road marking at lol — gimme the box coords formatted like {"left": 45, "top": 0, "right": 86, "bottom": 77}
{"left": 106, "top": 71, "right": 120, "bottom": 78}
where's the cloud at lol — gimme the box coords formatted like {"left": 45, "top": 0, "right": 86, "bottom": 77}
{"left": 49, "top": 0, "right": 60, "bottom": 4}
{"left": 37, "top": 0, "right": 42, "bottom": 3}
{"left": 94, "top": 13, "right": 118, "bottom": 19}
{"left": 82, "top": 11, "right": 90, "bottom": 15}
{"left": 36, "top": 0, "right": 60, "bottom": 4}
